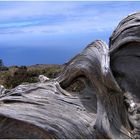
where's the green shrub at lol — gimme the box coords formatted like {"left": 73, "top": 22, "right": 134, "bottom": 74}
{"left": 0, "top": 64, "right": 62, "bottom": 89}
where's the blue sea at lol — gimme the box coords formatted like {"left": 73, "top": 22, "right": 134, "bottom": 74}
{"left": 0, "top": 47, "right": 82, "bottom": 66}
{"left": 0, "top": 32, "right": 109, "bottom": 66}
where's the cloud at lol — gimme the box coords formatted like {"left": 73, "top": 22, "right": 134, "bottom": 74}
{"left": 0, "top": 2, "right": 140, "bottom": 37}
{"left": 0, "top": 2, "right": 82, "bottom": 21}
{"left": 1, "top": 1, "right": 140, "bottom": 66}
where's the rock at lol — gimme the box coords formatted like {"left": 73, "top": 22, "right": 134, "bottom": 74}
{"left": 38, "top": 75, "right": 50, "bottom": 83}
{"left": 0, "top": 85, "right": 7, "bottom": 96}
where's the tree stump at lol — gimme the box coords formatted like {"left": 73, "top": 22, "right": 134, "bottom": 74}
{"left": 0, "top": 12, "right": 140, "bottom": 139}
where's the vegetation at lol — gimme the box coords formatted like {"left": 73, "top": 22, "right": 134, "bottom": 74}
{"left": 0, "top": 59, "right": 4, "bottom": 67}
{"left": 0, "top": 64, "right": 62, "bottom": 89}
{"left": 0, "top": 59, "right": 84, "bottom": 91}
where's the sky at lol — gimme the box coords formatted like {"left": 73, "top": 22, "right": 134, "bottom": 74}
{"left": 0, "top": 1, "right": 140, "bottom": 66}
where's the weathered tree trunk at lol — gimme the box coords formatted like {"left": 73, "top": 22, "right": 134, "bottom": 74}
{"left": 0, "top": 12, "right": 140, "bottom": 139}
{"left": 110, "top": 12, "right": 140, "bottom": 139}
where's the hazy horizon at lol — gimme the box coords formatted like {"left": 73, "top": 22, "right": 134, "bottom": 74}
{"left": 0, "top": 1, "right": 140, "bottom": 66}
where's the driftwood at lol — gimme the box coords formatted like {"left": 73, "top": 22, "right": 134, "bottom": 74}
{"left": 0, "top": 12, "right": 140, "bottom": 139}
